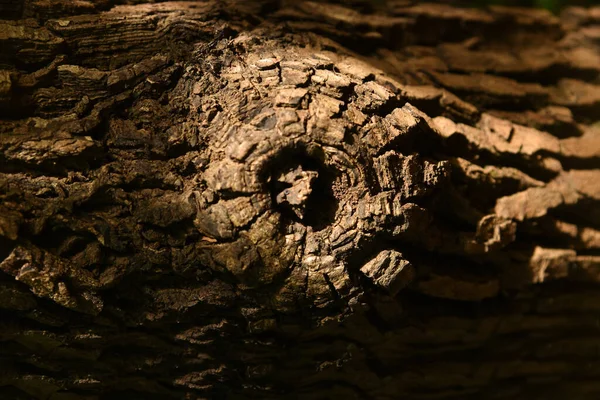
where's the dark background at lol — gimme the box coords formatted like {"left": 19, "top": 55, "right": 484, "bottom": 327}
{"left": 469, "top": 0, "right": 600, "bottom": 13}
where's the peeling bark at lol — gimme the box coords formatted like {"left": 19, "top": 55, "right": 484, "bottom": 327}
{"left": 1, "top": 1, "right": 600, "bottom": 399}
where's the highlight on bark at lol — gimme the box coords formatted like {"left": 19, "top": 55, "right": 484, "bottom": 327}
{"left": 0, "top": 1, "right": 599, "bottom": 399}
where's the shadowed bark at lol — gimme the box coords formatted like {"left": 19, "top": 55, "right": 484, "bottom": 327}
{"left": 1, "top": 1, "right": 600, "bottom": 399}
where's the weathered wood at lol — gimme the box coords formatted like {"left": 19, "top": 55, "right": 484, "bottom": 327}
{"left": 1, "top": 1, "right": 599, "bottom": 399}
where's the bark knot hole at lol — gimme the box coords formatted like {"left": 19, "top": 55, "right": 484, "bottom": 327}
{"left": 263, "top": 146, "right": 338, "bottom": 230}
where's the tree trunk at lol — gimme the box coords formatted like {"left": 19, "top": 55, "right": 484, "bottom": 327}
{"left": 1, "top": 1, "right": 600, "bottom": 399}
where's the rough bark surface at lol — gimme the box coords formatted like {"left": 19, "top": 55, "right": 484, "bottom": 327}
{"left": 1, "top": 1, "right": 600, "bottom": 399}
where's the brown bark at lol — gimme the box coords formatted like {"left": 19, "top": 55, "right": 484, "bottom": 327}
{"left": 1, "top": 1, "right": 600, "bottom": 399}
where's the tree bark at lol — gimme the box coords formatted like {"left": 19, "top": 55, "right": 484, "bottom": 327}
{"left": 1, "top": 1, "right": 600, "bottom": 399}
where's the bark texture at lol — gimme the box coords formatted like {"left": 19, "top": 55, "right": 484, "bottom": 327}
{"left": 1, "top": 1, "right": 600, "bottom": 399}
